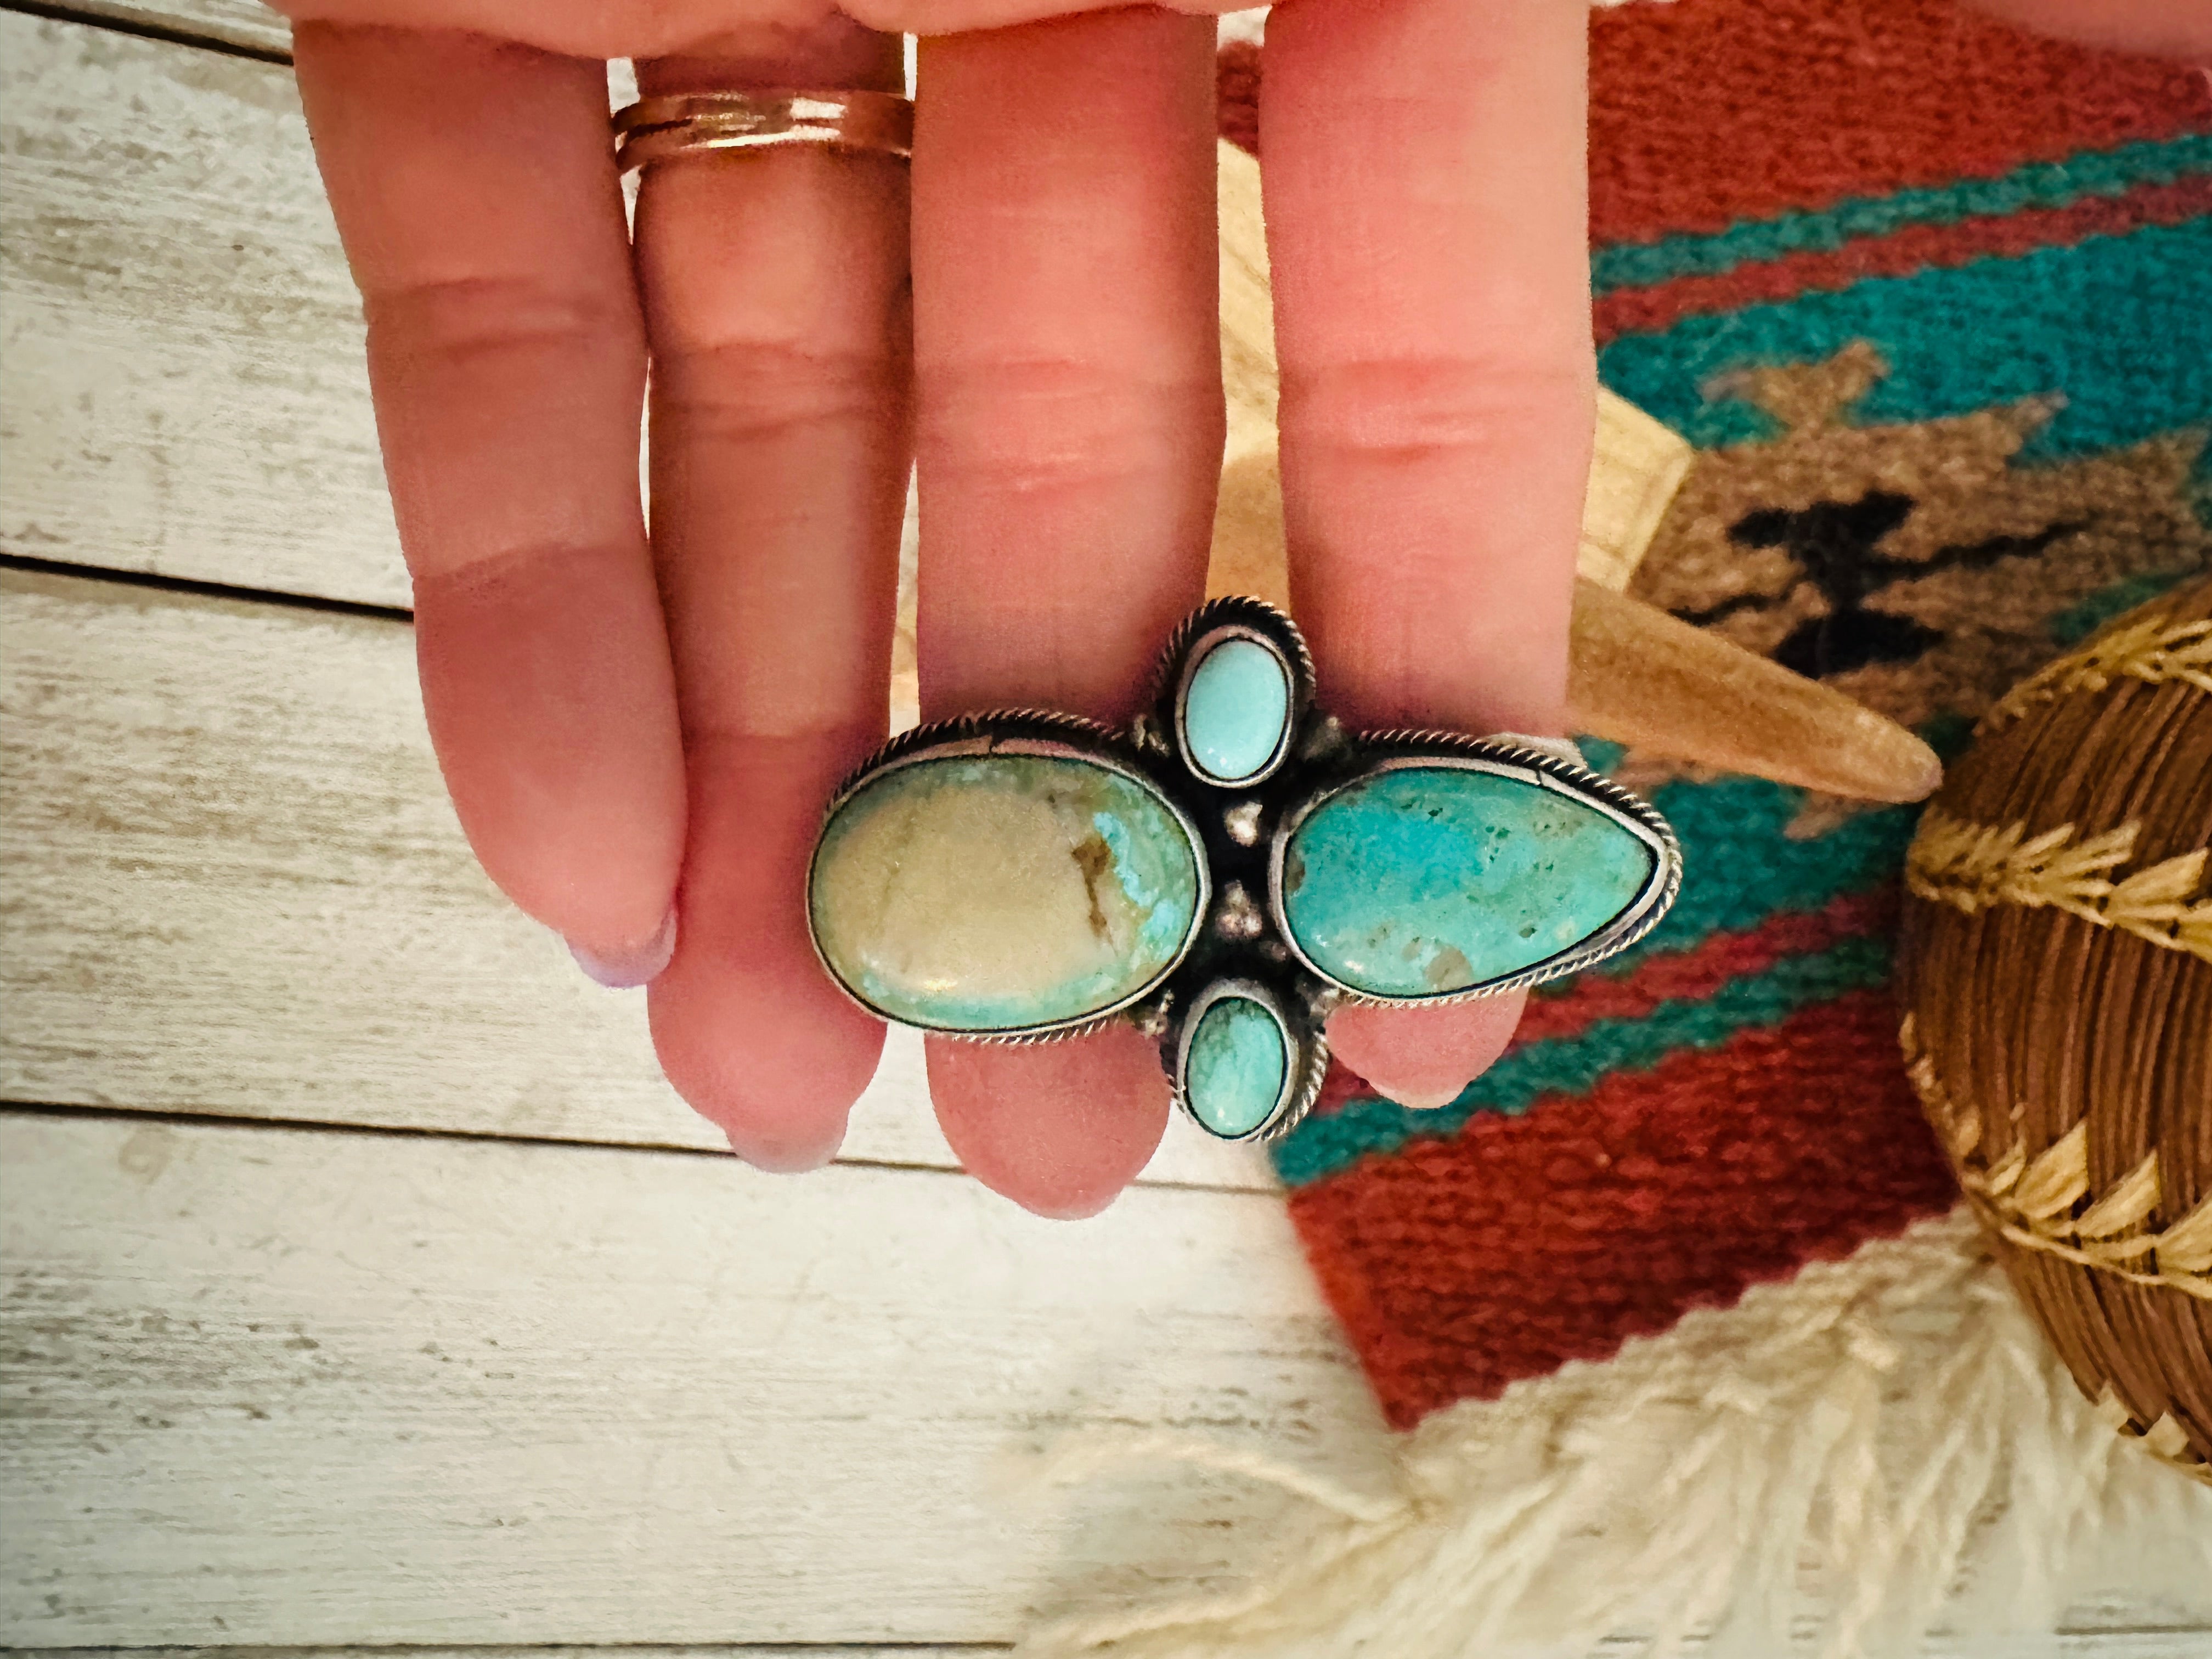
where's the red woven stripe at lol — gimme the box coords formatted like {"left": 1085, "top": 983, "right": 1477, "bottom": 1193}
{"left": 1589, "top": 0, "right": 2211, "bottom": 246}
{"left": 1307, "top": 890, "right": 1895, "bottom": 1119}
{"left": 1287, "top": 990, "right": 1957, "bottom": 1429}
{"left": 1515, "top": 889, "right": 1897, "bottom": 1046}
{"left": 1221, "top": 3, "right": 2210, "bottom": 245}
{"left": 1595, "top": 175, "right": 2212, "bottom": 345}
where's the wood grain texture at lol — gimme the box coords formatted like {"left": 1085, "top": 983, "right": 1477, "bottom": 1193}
{"left": 7, "top": 1111, "right": 2192, "bottom": 1656}
{"left": 0, "top": 1110, "right": 1381, "bottom": 1645}
{"left": 47, "top": 0, "right": 295, "bottom": 55}
{"left": 7, "top": 1651, "right": 988, "bottom": 1659}
{"left": 20, "top": 1637, "right": 2212, "bottom": 1659}
{"left": 4, "top": 1652, "right": 984, "bottom": 1659}
{"left": 0, "top": 12, "right": 406, "bottom": 608}
{"left": 0, "top": 567, "right": 1276, "bottom": 1191}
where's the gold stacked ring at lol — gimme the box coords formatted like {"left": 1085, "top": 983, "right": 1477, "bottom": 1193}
{"left": 613, "top": 91, "right": 914, "bottom": 174}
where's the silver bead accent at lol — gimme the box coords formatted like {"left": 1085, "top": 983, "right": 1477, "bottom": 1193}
{"left": 1297, "top": 712, "right": 1349, "bottom": 761}
{"left": 1223, "top": 799, "right": 1265, "bottom": 846}
{"left": 1300, "top": 981, "right": 1344, "bottom": 1023}
{"left": 1214, "top": 881, "right": 1266, "bottom": 940}
{"left": 1128, "top": 712, "right": 1174, "bottom": 759}
{"left": 1127, "top": 994, "right": 1174, "bottom": 1040}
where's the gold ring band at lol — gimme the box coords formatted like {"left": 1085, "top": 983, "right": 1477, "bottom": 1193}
{"left": 613, "top": 91, "right": 913, "bottom": 173}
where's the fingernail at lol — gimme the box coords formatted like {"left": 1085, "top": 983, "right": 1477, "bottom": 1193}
{"left": 566, "top": 906, "right": 678, "bottom": 989}
{"left": 1024, "top": 1189, "right": 1119, "bottom": 1222}
{"left": 1382, "top": 1086, "right": 1462, "bottom": 1111}
{"left": 722, "top": 1131, "right": 839, "bottom": 1175}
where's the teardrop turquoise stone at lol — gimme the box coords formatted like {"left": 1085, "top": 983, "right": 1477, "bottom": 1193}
{"left": 1280, "top": 768, "right": 1655, "bottom": 998}
{"left": 810, "top": 753, "right": 1203, "bottom": 1032}
{"left": 1182, "top": 637, "right": 1291, "bottom": 782}
{"left": 1184, "top": 996, "right": 1288, "bottom": 1138}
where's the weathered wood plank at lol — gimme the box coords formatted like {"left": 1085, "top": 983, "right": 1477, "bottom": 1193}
{"left": 38, "top": 2, "right": 1263, "bottom": 59}
{"left": 44, "top": 0, "right": 294, "bottom": 56}
{"left": 0, "top": 12, "right": 405, "bottom": 607}
{"left": 10, "top": 1112, "right": 2182, "bottom": 1656}
{"left": 0, "top": 566, "right": 1276, "bottom": 1190}
{"left": 14, "top": 1640, "right": 2212, "bottom": 1659}
{"left": 5, "top": 1652, "right": 988, "bottom": 1659}
{"left": 0, "top": 1110, "right": 1379, "bottom": 1645}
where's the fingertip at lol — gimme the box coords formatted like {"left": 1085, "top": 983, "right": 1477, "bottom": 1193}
{"left": 927, "top": 1026, "right": 1169, "bottom": 1220}
{"left": 1327, "top": 992, "right": 1527, "bottom": 1111}
{"left": 414, "top": 543, "right": 687, "bottom": 955}
{"left": 645, "top": 732, "right": 888, "bottom": 1173}
{"left": 566, "top": 906, "right": 679, "bottom": 990}
{"left": 649, "top": 950, "right": 878, "bottom": 1171}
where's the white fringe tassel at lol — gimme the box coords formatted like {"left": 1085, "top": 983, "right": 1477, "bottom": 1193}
{"left": 1020, "top": 1207, "right": 2212, "bottom": 1658}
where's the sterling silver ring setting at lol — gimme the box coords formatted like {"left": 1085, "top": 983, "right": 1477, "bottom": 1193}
{"left": 806, "top": 599, "right": 1683, "bottom": 1144}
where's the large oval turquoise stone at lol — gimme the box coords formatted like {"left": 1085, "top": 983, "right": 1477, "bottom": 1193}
{"left": 810, "top": 753, "right": 1203, "bottom": 1032}
{"left": 1183, "top": 996, "right": 1288, "bottom": 1138}
{"left": 1182, "top": 637, "right": 1291, "bottom": 783}
{"left": 1280, "top": 768, "right": 1655, "bottom": 997}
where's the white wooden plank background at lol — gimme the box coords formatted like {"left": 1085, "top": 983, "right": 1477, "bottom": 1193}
{"left": 0, "top": 1110, "right": 1380, "bottom": 1645}
{"left": 51, "top": 0, "right": 293, "bottom": 55}
{"left": 0, "top": 563, "right": 1273, "bottom": 1190}
{"left": 4, "top": 3, "right": 2209, "bottom": 1655}
{"left": 17, "top": 1637, "right": 2212, "bottom": 1659}
{"left": 0, "top": 10, "right": 403, "bottom": 608}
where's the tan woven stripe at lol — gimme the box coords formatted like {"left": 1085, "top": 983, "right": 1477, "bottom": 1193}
{"left": 1905, "top": 809, "right": 2212, "bottom": 963}
{"left": 1980, "top": 611, "right": 2212, "bottom": 732}
{"left": 1899, "top": 1017, "right": 2212, "bottom": 1301}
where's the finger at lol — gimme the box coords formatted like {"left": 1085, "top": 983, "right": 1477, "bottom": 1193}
{"left": 1326, "top": 998, "right": 1523, "bottom": 1110}
{"left": 631, "top": 28, "right": 913, "bottom": 1170}
{"left": 1262, "top": 0, "right": 1593, "bottom": 1105}
{"left": 293, "top": 25, "right": 685, "bottom": 974}
{"left": 276, "top": 1, "right": 1250, "bottom": 61}
{"left": 912, "top": 8, "right": 1222, "bottom": 1215}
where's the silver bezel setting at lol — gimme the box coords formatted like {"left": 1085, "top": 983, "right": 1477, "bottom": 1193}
{"left": 1170, "top": 978, "right": 1329, "bottom": 1144}
{"left": 1267, "top": 736, "right": 1683, "bottom": 1006}
{"left": 1172, "top": 624, "right": 1299, "bottom": 788}
{"left": 806, "top": 712, "right": 1214, "bottom": 1045}
{"left": 803, "top": 601, "right": 1686, "bottom": 1140}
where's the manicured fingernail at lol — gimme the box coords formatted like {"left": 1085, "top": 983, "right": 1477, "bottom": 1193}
{"left": 566, "top": 907, "right": 678, "bottom": 989}
{"left": 1381, "top": 1085, "right": 1462, "bottom": 1111}
{"left": 722, "top": 1130, "right": 839, "bottom": 1175}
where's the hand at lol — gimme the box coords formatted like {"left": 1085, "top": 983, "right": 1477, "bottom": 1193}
{"left": 279, "top": 0, "right": 1593, "bottom": 1215}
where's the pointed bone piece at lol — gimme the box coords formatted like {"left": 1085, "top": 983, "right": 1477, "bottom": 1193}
{"left": 1206, "top": 139, "right": 1938, "bottom": 804}
{"left": 1208, "top": 452, "right": 1938, "bottom": 798}
{"left": 1200, "top": 393, "right": 1940, "bottom": 802}
{"left": 1568, "top": 579, "right": 1943, "bottom": 803}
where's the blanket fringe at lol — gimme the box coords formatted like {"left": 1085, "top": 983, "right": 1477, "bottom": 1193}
{"left": 1020, "top": 1207, "right": 2212, "bottom": 1658}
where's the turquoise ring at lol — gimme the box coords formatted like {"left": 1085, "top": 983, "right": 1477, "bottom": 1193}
{"left": 807, "top": 599, "right": 1682, "bottom": 1144}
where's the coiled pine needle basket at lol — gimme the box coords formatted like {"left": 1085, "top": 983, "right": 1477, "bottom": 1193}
{"left": 1899, "top": 575, "right": 2212, "bottom": 1481}
{"left": 1893, "top": 579, "right": 2203, "bottom": 1477}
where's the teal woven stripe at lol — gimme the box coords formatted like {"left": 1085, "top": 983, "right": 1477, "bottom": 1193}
{"left": 1273, "top": 936, "right": 1893, "bottom": 1187}
{"left": 1633, "top": 778, "right": 1915, "bottom": 962}
{"left": 1599, "top": 219, "right": 2212, "bottom": 461}
{"left": 1592, "top": 134, "right": 2212, "bottom": 296}
{"left": 1513, "top": 758, "right": 1915, "bottom": 995}
{"left": 2046, "top": 562, "right": 2210, "bottom": 644}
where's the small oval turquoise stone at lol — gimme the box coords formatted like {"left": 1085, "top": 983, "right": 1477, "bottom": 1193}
{"left": 1184, "top": 996, "right": 1289, "bottom": 1138}
{"left": 810, "top": 753, "right": 1202, "bottom": 1033}
{"left": 1182, "top": 637, "right": 1291, "bottom": 782}
{"left": 1280, "top": 768, "right": 1655, "bottom": 997}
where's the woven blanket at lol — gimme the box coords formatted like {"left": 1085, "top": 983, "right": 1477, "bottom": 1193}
{"left": 1031, "top": 4, "right": 2212, "bottom": 1653}
{"left": 1266, "top": 0, "right": 2210, "bottom": 1426}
